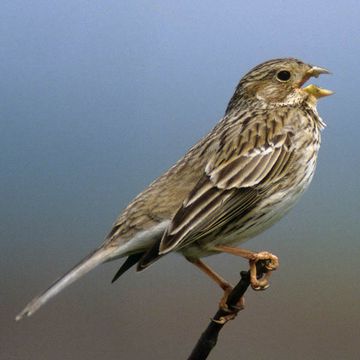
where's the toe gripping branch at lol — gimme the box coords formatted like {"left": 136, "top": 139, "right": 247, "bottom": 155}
{"left": 249, "top": 252, "right": 279, "bottom": 291}
{"left": 215, "top": 259, "right": 274, "bottom": 324}
{"left": 187, "top": 260, "right": 273, "bottom": 360}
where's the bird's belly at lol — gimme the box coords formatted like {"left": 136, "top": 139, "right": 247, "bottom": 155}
{"left": 181, "top": 172, "right": 314, "bottom": 259}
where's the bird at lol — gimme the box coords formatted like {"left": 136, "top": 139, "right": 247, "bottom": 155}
{"left": 16, "top": 58, "right": 332, "bottom": 321}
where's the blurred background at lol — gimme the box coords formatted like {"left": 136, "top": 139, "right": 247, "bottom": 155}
{"left": 1, "top": 1, "right": 359, "bottom": 359}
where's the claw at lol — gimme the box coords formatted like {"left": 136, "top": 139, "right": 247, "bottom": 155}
{"left": 211, "top": 313, "right": 237, "bottom": 324}
{"left": 218, "top": 284, "right": 245, "bottom": 309}
{"left": 217, "top": 286, "right": 245, "bottom": 326}
{"left": 252, "top": 282, "right": 270, "bottom": 291}
{"left": 249, "top": 251, "right": 279, "bottom": 290}
{"left": 230, "top": 296, "right": 245, "bottom": 311}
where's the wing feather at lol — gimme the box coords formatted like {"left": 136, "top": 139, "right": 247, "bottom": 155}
{"left": 159, "top": 112, "right": 296, "bottom": 254}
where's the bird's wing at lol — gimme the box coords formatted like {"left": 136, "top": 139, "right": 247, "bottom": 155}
{"left": 159, "top": 113, "right": 296, "bottom": 254}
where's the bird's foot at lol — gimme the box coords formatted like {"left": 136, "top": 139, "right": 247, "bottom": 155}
{"left": 249, "top": 251, "right": 279, "bottom": 290}
{"left": 212, "top": 245, "right": 279, "bottom": 291}
{"left": 214, "top": 284, "right": 245, "bottom": 324}
{"left": 219, "top": 284, "right": 245, "bottom": 311}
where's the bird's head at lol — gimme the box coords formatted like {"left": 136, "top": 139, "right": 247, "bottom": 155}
{"left": 226, "top": 58, "right": 333, "bottom": 113}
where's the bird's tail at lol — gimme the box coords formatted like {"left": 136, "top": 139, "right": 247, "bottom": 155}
{"left": 16, "top": 246, "right": 115, "bottom": 321}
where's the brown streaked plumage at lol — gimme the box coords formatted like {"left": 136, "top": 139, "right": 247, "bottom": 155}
{"left": 16, "top": 58, "right": 332, "bottom": 320}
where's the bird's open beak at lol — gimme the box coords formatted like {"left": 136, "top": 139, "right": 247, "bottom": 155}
{"left": 302, "top": 84, "right": 334, "bottom": 98}
{"left": 305, "top": 66, "right": 331, "bottom": 78}
{"left": 300, "top": 66, "right": 333, "bottom": 99}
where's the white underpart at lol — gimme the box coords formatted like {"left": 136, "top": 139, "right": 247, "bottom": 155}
{"left": 109, "top": 220, "right": 171, "bottom": 259}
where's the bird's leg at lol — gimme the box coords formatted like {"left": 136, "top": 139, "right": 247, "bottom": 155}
{"left": 186, "top": 257, "right": 244, "bottom": 314}
{"left": 213, "top": 245, "right": 279, "bottom": 290}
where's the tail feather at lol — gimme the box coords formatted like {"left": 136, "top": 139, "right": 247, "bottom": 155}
{"left": 137, "top": 239, "right": 164, "bottom": 271}
{"left": 111, "top": 252, "right": 145, "bottom": 283}
{"left": 16, "top": 247, "right": 114, "bottom": 321}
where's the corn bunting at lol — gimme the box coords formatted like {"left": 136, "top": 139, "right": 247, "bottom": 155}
{"left": 16, "top": 58, "right": 332, "bottom": 320}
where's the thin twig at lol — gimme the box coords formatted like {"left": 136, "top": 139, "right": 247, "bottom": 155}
{"left": 187, "top": 261, "right": 269, "bottom": 360}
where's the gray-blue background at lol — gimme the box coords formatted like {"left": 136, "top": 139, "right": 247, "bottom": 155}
{"left": 2, "top": 1, "right": 359, "bottom": 359}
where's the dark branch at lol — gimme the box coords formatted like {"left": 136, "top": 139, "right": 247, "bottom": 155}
{"left": 187, "top": 260, "right": 270, "bottom": 360}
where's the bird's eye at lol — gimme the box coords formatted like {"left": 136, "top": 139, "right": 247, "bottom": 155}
{"left": 276, "top": 70, "right": 291, "bottom": 82}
